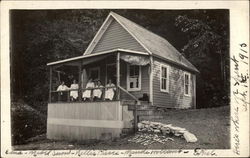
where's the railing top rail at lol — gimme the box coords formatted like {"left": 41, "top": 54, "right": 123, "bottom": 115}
{"left": 117, "top": 85, "right": 140, "bottom": 105}
{"left": 51, "top": 86, "right": 117, "bottom": 92}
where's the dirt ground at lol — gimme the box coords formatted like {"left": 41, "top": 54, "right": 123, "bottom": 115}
{"left": 13, "top": 106, "right": 230, "bottom": 150}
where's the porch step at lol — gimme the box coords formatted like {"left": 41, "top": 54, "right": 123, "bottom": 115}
{"left": 127, "top": 105, "right": 155, "bottom": 111}
{"left": 122, "top": 100, "right": 152, "bottom": 106}
{"left": 139, "top": 115, "right": 164, "bottom": 121}
{"left": 122, "top": 100, "right": 137, "bottom": 105}
{"left": 137, "top": 109, "right": 166, "bottom": 121}
{"left": 123, "top": 100, "right": 153, "bottom": 111}
{"left": 122, "top": 101, "right": 167, "bottom": 127}
{"left": 139, "top": 101, "right": 152, "bottom": 106}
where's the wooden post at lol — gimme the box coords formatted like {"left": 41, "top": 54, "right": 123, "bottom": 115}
{"left": 193, "top": 75, "right": 196, "bottom": 109}
{"left": 105, "top": 58, "right": 107, "bottom": 86}
{"left": 49, "top": 66, "right": 52, "bottom": 103}
{"left": 78, "top": 62, "right": 82, "bottom": 102}
{"left": 134, "top": 101, "right": 139, "bottom": 133}
{"left": 58, "top": 93, "right": 61, "bottom": 102}
{"left": 104, "top": 58, "right": 107, "bottom": 101}
{"left": 67, "top": 91, "right": 70, "bottom": 102}
{"left": 149, "top": 55, "right": 153, "bottom": 104}
{"left": 116, "top": 52, "right": 120, "bottom": 100}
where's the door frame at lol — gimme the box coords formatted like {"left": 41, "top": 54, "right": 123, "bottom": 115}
{"left": 105, "top": 63, "right": 116, "bottom": 84}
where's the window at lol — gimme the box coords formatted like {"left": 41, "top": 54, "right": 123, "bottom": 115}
{"left": 160, "top": 64, "right": 169, "bottom": 92}
{"left": 127, "top": 65, "right": 141, "bottom": 91}
{"left": 89, "top": 67, "right": 100, "bottom": 80}
{"left": 184, "top": 72, "right": 191, "bottom": 96}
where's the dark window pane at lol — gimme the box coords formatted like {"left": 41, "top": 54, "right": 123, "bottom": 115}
{"left": 130, "top": 82, "right": 134, "bottom": 88}
{"left": 161, "top": 67, "right": 166, "bottom": 78}
{"left": 185, "top": 74, "right": 188, "bottom": 84}
{"left": 162, "top": 78, "right": 167, "bottom": 90}
{"left": 185, "top": 85, "right": 189, "bottom": 94}
{"left": 161, "top": 67, "right": 167, "bottom": 78}
{"left": 130, "top": 66, "right": 134, "bottom": 76}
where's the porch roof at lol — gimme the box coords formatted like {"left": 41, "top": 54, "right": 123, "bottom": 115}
{"left": 47, "top": 48, "right": 148, "bottom": 66}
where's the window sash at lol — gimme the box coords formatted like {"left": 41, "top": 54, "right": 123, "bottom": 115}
{"left": 127, "top": 65, "right": 141, "bottom": 91}
{"left": 160, "top": 65, "right": 169, "bottom": 92}
{"left": 161, "top": 67, "right": 167, "bottom": 78}
{"left": 161, "top": 78, "right": 167, "bottom": 90}
{"left": 184, "top": 72, "right": 190, "bottom": 96}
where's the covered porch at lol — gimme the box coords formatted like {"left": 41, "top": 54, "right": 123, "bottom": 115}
{"left": 46, "top": 49, "right": 152, "bottom": 141}
{"left": 48, "top": 49, "right": 151, "bottom": 103}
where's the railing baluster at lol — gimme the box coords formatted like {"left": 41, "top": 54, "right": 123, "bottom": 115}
{"left": 116, "top": 86, "right": 118, "bottom": 101}
{"left": 58, "top": 92, "right": 61, "bottom": 102}
{"left": 103, "top": 87, "right": 105, "bottom": 101}
{"left": 78, "top": 89, "right": 81, "bottom": 102}
{"left": 67, "top": 91, "right": 70, "bottom": 102}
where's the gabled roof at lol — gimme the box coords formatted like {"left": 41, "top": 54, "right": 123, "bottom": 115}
{"left": 84, "top": 12, "right": 199, "bottom": 73}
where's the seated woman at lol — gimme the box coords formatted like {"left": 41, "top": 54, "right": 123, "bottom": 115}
{"left": 93, "top": 80, "right": 104, "bottom": 101}
{"left": 57, "top": 81, "right": 69, "bottom": 101}
{"left": 82, "top": 78, "right": 94, "bottom": 101}
{"left": 69, "top": 79, "right": 79, "bottom": 101}
{"left": 104, "top": 79, "right": 116, "bottom": 101}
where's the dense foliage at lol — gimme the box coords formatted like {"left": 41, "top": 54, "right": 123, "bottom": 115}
{"left": 174, "top": 10, "right": 230, "bottom": 108}
{"left": 11, "top": 9, "right": 229, "bottom": 108}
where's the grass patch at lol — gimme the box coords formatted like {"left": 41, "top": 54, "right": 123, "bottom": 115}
{"left": 13, "top": 105, "right": 230, "bottom": 149}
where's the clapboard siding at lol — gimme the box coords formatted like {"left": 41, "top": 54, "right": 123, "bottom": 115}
{"left": 152, "top": 57, "right": 195, "bottom": 108}
{"left": 92, "top": 20, "right": 147, "bottom": 53}
{"left": 120, "top": 60, "right": 150, "bottom": 100}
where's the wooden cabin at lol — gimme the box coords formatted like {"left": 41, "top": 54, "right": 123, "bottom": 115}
{"left": 46, "top": 12, "right": 199, "bottom": 141}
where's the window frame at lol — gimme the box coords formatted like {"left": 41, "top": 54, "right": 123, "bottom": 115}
{"left": 126, "top": 64, "right": 141, "bottom": 91}
{"left": 160, "top": 64, "right": 170, "bottom": 93}
{"left": 184, "top": 72, "right": 191, "bottom": 96}
{"left": 89, "top": 67, "right": 100, "bottom": 80}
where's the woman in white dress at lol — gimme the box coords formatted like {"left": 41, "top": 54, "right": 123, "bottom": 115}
{"left": 70, "top": 79, "right": 79, "bottom": 101}
{"left": 82, "top": 78, "right": 94, "bottom": 101}
{"left": 93, "top": 80, "right": 104, "bottom": 101}
{"left": 56, "top": 81, "right": 69, "bottom": 101}
{"left": 104, "top": 79, "right": 116, "bottom": 100}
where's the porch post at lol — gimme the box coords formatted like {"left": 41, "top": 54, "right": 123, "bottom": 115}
{"left": 193, "top": 75, "right": 196, "bottom": 109}
{"left": 49, "top": 66, "right": 52, "bottom": 103}
{"left": 104, "top": 58, "right": 107, "bottom": 101}
{"left": 149, "top": 55, "right": 153, "bottom": 104}
{"left": 78, "top": 61, "right": 82, "bottom": 102}
{"left": 116, "top": 52, "right": 120, "bottom": 100}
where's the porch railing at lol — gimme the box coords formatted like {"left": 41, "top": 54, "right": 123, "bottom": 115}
{"left": 50, "top": 86, "right": 119, "bottom": 103}
{"left": 49, "top": 85, "right": 140, "bottom": 133}
{"left": 117, "top": 85, "right": 140, "bottom": 133}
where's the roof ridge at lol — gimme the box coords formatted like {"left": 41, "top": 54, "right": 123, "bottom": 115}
{"left": 111, "top": 12, "right": 167, "bottom": 43}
